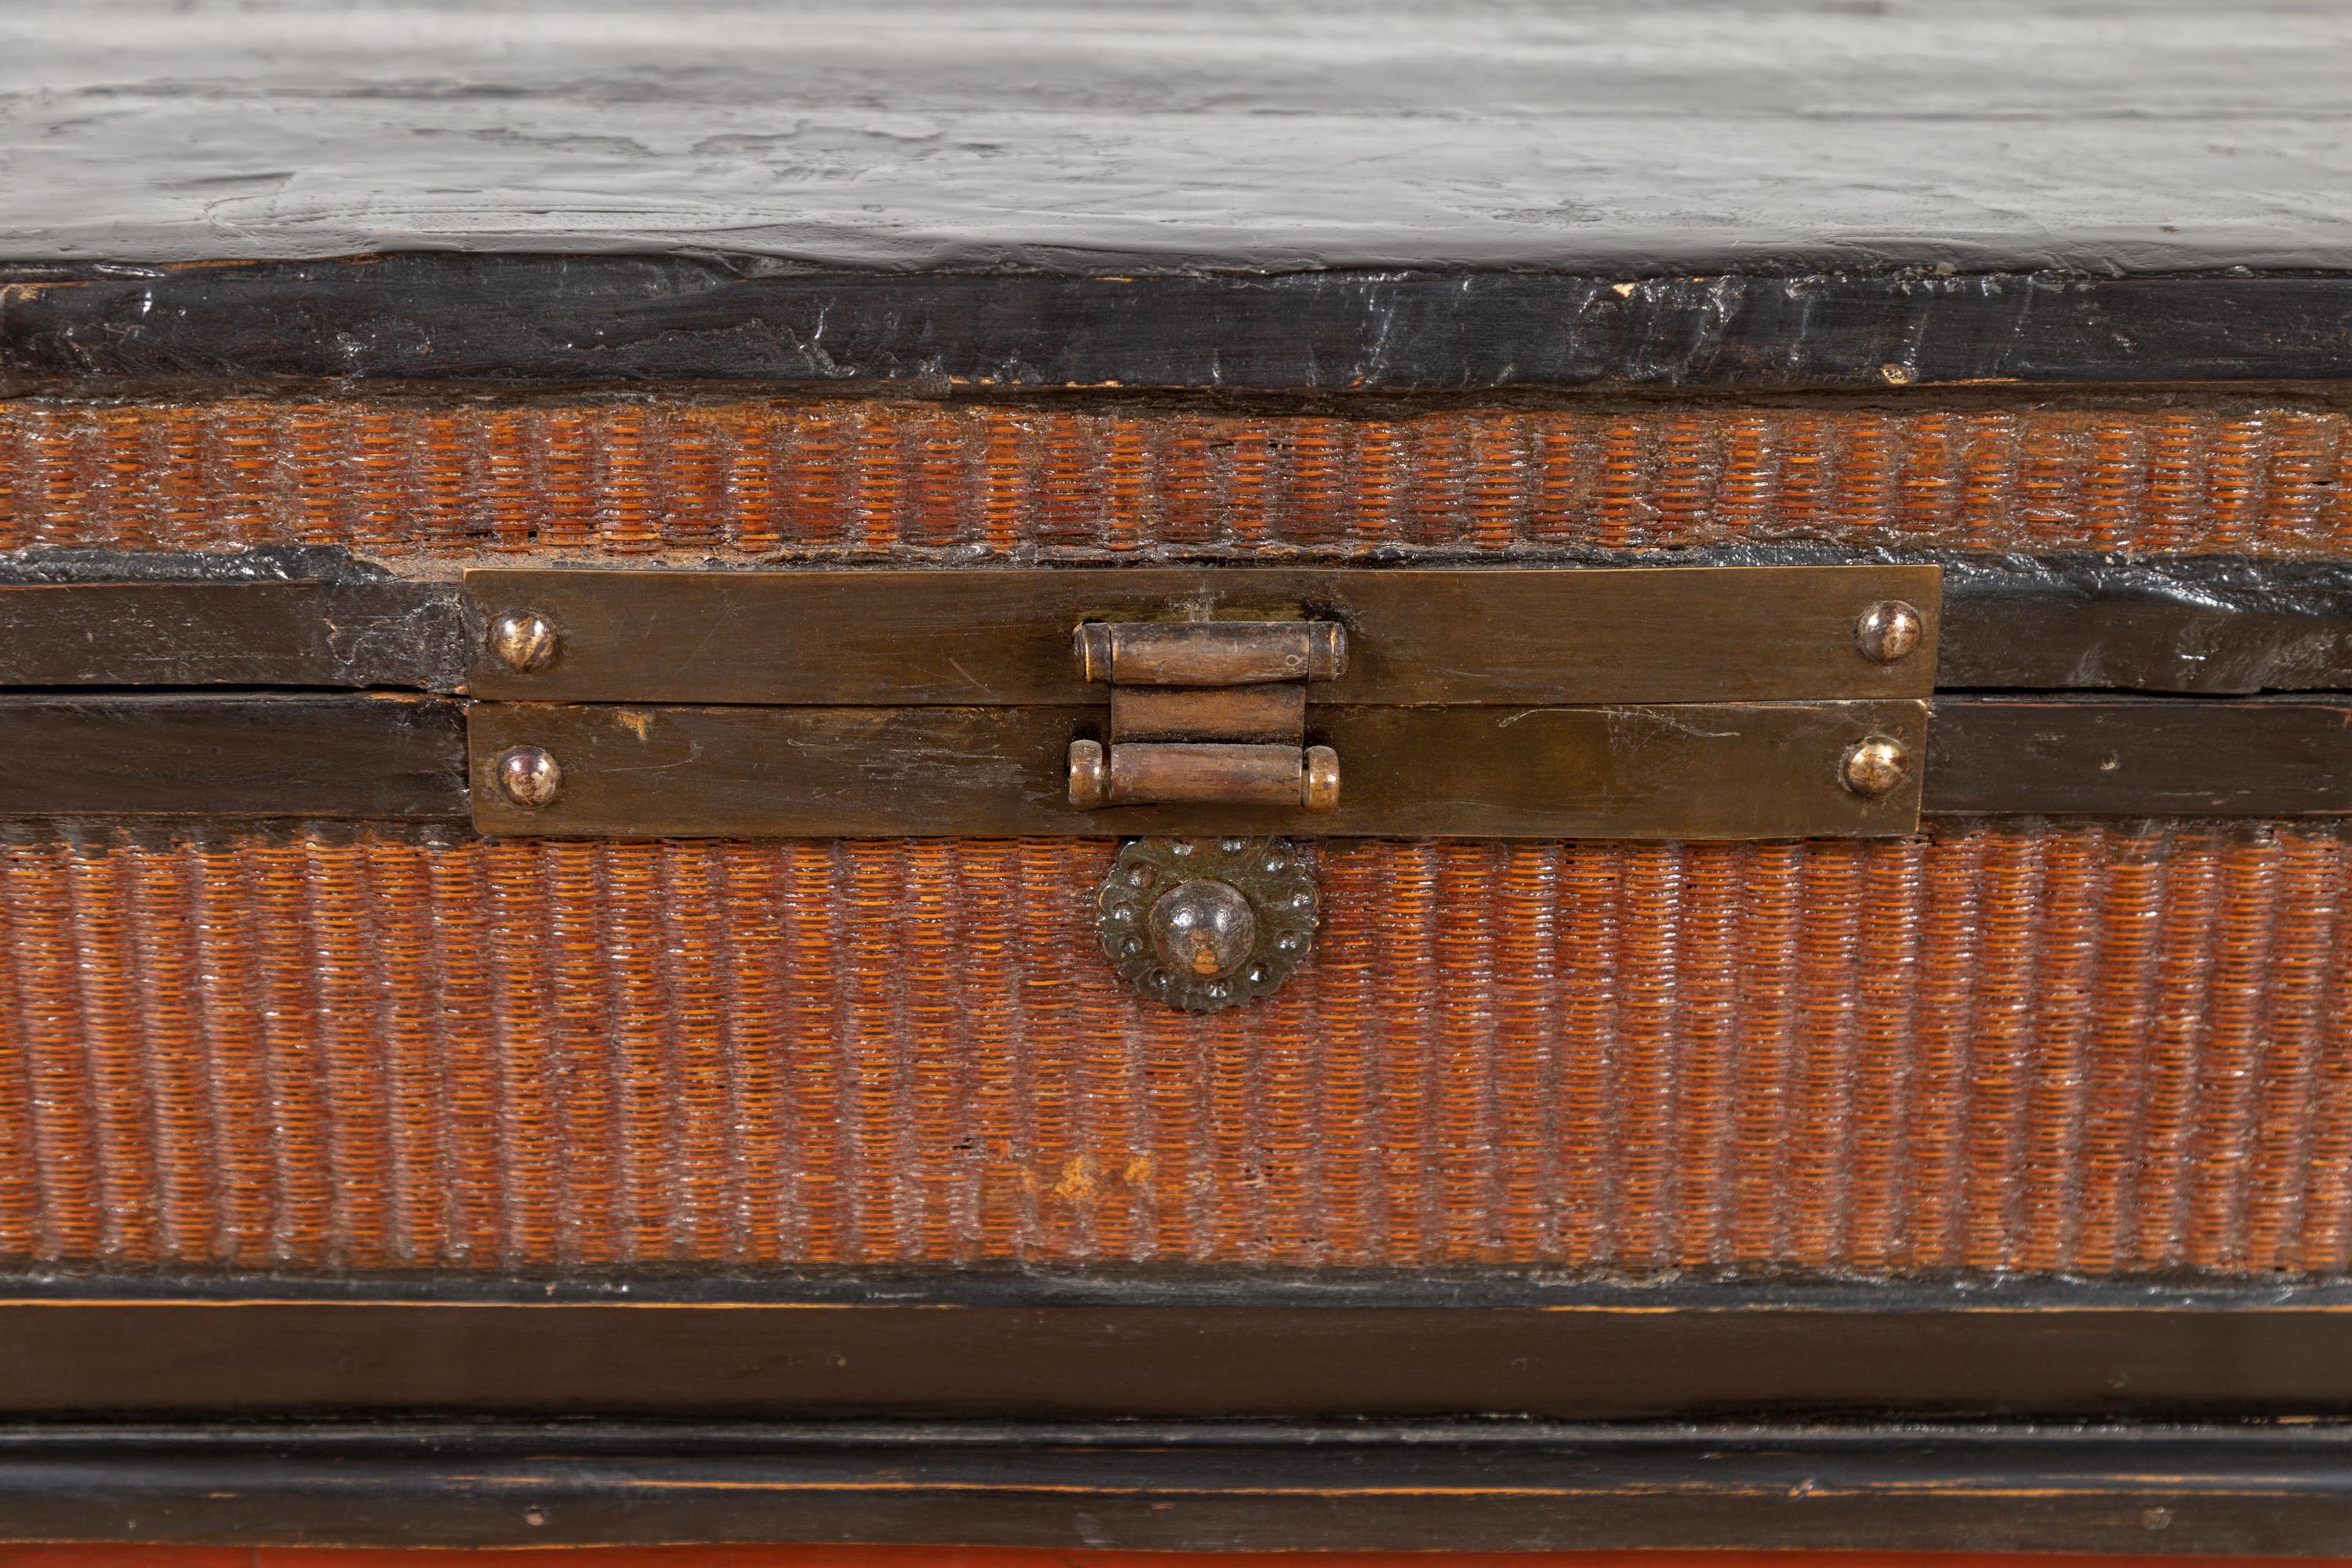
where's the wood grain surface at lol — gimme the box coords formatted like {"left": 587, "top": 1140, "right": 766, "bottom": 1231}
{"left": 0, "top": 697, "right": 466, "bottom": 819}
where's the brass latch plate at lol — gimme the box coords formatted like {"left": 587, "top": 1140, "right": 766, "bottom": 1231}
{"left": 470, "top": 700, "right": 1929, "bottom": 839}
{"left": 464, "top": 566, "right": 1937, "bottom": 706}
{"left": 463, "top": 564, "right": 1940, "bottom": 840}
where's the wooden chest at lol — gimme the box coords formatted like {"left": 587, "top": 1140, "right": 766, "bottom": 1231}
{"left": 5, "top": 0, "right": 2352, "bottom": 1556}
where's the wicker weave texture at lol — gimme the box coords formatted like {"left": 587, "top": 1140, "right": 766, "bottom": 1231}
{"left": 4, "top": 399, "right": 2351, "bottom": 560}
{"left": 1, "top": 822, "right": 2347, "bottom": 1276}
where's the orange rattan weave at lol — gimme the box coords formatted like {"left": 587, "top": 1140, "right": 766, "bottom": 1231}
{"left": 2, "top": 822, "right": 2347, "bottom": 1277}
{"left": 2, "top": 399, "right": 2350, "bottom": 560}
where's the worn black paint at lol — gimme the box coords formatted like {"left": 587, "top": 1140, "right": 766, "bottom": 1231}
{"left": 1939, "top": 555, "right": 2352, "bottom": 693}
{"left": 1929, "top": 697, "right": 2352, "bottom": 817}
{"left": 1, "top": 1269, "right": 2331, "bottom": 1308}
{"left": 0, "top": 1419, "right": 2333, "bottom": 1553}
{"left": 0, "top": 695, "right": 468, "bottom": 820}
{"left": 0, "top": 545, "right": 401, "bottom": 586}
{"left": 0, "top": 576, "right": 469, "bottom": 692}
{"left": 4, "top": 1288, "right": 2351, "bottom": 1421}
{"left": 13, "top": 260, "right": 2352, "bottom": 390}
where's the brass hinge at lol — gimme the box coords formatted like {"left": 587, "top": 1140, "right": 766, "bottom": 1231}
{"left": 462, "top": 564, "right": 1940, "bottom": 840}
{"left": 1067, "top": 620, "right": 1348, "bottom": 811}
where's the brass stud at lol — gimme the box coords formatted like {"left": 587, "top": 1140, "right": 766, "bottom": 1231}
{"left": 488, "top": 609, "right": 560, "bottom": 673}
{"left": 1855, "top": 599, "right": 1925, "bottom": 664}
{"left": 1840, "top": 735, "right": 1911, "bottom": 798}
{"left": 495, "top": 745, "right": 564, "bottom": 808}
{"left": 1301, "top": 745, "right": 1341, "bottom": 811}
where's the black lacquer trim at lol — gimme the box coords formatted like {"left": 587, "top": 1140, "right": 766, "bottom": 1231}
{"left": 13, "top": 260, "right": 2352, "bottom": 390}
{"left": 1939, "top": 555, "right": 2352, "bottom": 695}
{"left": 1928, "top": 696, "right": 2352, "bottom": 817}
{"left": 0, "top": 1419, "right": 2334, "bottom": 1553}
{"left": 0, "top": 695, "right": 469, "bottom": 821}
{"left": 0, "top": 577, "right": 470, "bottom": 692}
{"left": 2, "top": 1280, "right": 2351, "bottom": 1421}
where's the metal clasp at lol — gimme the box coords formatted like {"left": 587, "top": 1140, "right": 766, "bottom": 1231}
{"left": 1065, "top": 620, "right": 1346, "bottom": 811}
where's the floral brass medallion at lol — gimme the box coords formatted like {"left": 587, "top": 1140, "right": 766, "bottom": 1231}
{"left": 1096, "top": 837, "right": 1320, "bottom": 1011}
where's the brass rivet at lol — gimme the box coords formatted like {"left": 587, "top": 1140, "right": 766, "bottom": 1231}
{"left": 488, "top": 610, "right": 560, "bottom": 673}
{"left": 1301, "top": 745, "right": 1341, "bottom": 811}
{"left": 1067, "top": 739, "right": 1109, "bottom": 808}
{"left": 495, "top": 745, "right": 564, "bottom": 808}
{"left": 1841, "top": 735, "right": 1911, "bottom": 798}
{"left": 1856, "top": 599, "right": 1925, "bottom": 664}
{"left": 1879, "top": 362, "right": 1916, "bottom": 386}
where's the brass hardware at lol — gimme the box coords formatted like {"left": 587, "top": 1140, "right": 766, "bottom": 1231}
{"left": 1840, "top": 735, "right": 1912, "bottom": 798}
{"left": 1067, "top": 739, "right": 1110, "bottom": 809}
{"left": 1856, "top": 600, "right": 1926, "bottom": 665}
{"left": 463, "top": 566, "right": 1940, "bottom": 706}
{"left": 1098, "top": 837, "right": 1318, "bottom": 1011}
{"left": 461, "top": 564, "right": 1942, "bottom": 840}
{"left": 1301, "top": 745, "right": 1342, "bottom": 811}
{"left": 470, "top": 701, "right": 1928, "bottom": 839}
{"left": 1153, "top": 877, "right": 1257, "bottom": 977}
{"left": 1109, "top": 684, "right": 1304, "bottom": 744}
{"left": 494, "top": 745, "right": 563, "bottom": 808}
{"left": 488, "top": 610, "right": 560, "bottom": 674}
{"left": 1069, "top": 740, "right": 1336, "bottom": 809}
{"left": 1070, "top": 617, "right": 1347, "bottom": 812}
{"left": 1073, "top": 621, "right": 1348, "bottom": 686}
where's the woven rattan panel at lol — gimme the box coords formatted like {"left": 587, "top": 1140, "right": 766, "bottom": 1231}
{"left": 0, "top": 821, "right": 2345, "bottom": 1276}
{"left": 3, "top": 398, "right": 2350, "bottom": 559}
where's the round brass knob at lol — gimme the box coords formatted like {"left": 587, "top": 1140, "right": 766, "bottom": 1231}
{"left": 1150, "top": 877, "right": 1258, "bottom": 978}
